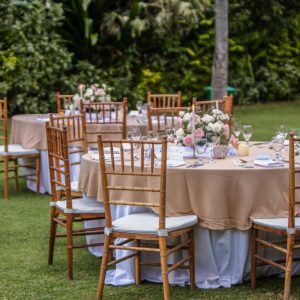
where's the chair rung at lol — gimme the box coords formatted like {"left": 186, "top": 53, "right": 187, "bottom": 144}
{"left": 105, "top": 171, "right": 160, "bottom": 177}
{"left": 107, "top": 186, "right": 160, "bottom": 192}
{"left": 255, "top": 254, "right": 286, "bottom": 271}
{"left": 256, "top": 237, "right": 287, "bottom": 253}
{"left": 108, "top": 253, "right": 137, "bottom": 267}
{"left": 168, "top": 256, "right": 191, "bottom": 273}
{"left": 72, "top": 242, "right": 104, "bottom": 249}
{"left": 109, "top": 200, "right": 159, "bottom": 207}
{"left": 109, "top": 244, "right": 160, "bottom": 252}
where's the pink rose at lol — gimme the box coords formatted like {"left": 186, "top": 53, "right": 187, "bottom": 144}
{"left": 223, "top": 124, "right": 230, "bottom": 139}
{"left": 183, "top": 135, "right": 193, "bottom": 146}
{"left": 229, "top": 134, "right": 238, "bottom": 148}
{"left": 96, "top": 88, "right": 105, "bottom": 96}
{"left": 195, "top": 128, "right": 204, "bottom": 139}
{"left": 175, "top": 117, "right": 182, "bottom": 127}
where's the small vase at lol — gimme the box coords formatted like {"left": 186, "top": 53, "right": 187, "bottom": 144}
{"left": 212, "top": 144, "right": 228, "bottom": 159}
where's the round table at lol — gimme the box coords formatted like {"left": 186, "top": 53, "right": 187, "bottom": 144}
{"left": 78, "top": 144, "right": 300, "bottom": 288}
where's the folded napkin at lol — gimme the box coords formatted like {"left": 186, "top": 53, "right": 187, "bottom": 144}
{"left": 256, "top": 154, "right": 271, "bottom": 160}
{"left": 36, "top": 117, "right": 50, "bottom": 122}
{"left": 167, "top": 160, "right": 186, "bottom": 168}
{"left": 129, "top": 110, "right": 139, "bottom": 116}
{"left": 254, "top": 160, "right": 285, "bottom": 168}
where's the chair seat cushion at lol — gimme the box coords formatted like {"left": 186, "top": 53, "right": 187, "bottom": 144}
{"left": 0, "top": 144, "right": 39, "bottom": 156}
{"left": 55, "top": 198, "right": 104, "bottom": 214}
{"left": 253, "top": 218, "right": 300, "bottom": 230}
{"left": 112, "top": 212, "right": 198, "bottom": 235}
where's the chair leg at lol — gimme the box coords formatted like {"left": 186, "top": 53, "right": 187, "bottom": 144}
{"left": 188, "top": 230, "right": 196, "bottom": 289}
{"left": 36, "top": 155, "right": 40, "bottom": 193}
{"left": 134, "top": 239, "right": 141, "bottom": 286}
{"left": 48, "top": 210, "right": 57, "bottom": 265}
{"left": 159, "top": 236, "right": 170, "bottom": 300}
{"left": 97, "top": 235, "right": 112, "bottom": 300}
{"left": 284, "top": 235, "right": 295, "bottom": 300}
{"left": 251, "top": 228, "right": 258, "bottom": 289}
{"left": 66, "top": 214, "right": 74, "bottom": 280}
{"left": 13, "top": 159, "right": 19, "bottom": 191}
{"left": 4, "top": 156, "right": 9, "bottom": 199}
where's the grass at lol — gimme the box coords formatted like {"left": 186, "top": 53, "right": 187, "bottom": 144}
{"left": 2, "top": 101, "right": 300, "bottom": 299}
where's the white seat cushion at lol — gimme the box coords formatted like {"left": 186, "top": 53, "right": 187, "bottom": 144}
{"left": 253, "top": 218, "right": 300, "bottom": 230}
{"left": 55, "top": 198, "right": 104, "bottom": 214}
{"left": 112, "top": 212, "right": 198, "bottom": 235}
{"left": 0, "top": 144, "right": 39, "bottom": 156}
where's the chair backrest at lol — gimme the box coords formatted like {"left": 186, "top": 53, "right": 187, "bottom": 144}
{"left": 288, "top": 133, "right": 300, "bottom": 230}
{"left": 0, "top": 97, "right": 8, "bottom": 152}
{"left": 147, "top": 106, "right": 189, "bottom": 132}
{"left": 45, "top": 123, "right": 72, "bottom": 208}
{"left": 80, "top": 98, "right": 127, "bottom": 143}
{"left": 49, "top": 113, "right": 88, "bottom": 161}
{"left": 193, "top": 94, "right": 233, "bottom": 116}
{"left": 147, "top": 91, "right": 182, "bottom": 108}
{"left": 98, "top": 136, "right": 167, "bottom": 230}
{"left": 56, "top": 92, "right": 74, "bottom": 114}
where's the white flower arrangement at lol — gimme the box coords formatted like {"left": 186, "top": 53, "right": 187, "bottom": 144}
{"left": 174, "top": 108, "right": 230, "bottom": 146}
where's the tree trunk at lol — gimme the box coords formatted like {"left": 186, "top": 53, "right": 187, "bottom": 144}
{"left": 211, "top": 0, "right": 228, "bottom": 100}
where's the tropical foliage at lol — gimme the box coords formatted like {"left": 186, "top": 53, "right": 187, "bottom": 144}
{"left": 0, "top": 0, "right": 299, "bottom": 113}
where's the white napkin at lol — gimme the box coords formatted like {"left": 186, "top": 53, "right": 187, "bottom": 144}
{"left": 167, "top": 160, "right": 186, "bottom": 167}
{"left": 254, "top": 160, "right": 285, "bottom": 168}
{"left": 129, "top": 110, "right": 139, "bottom": 116}
{"left": 36, "top": 117, "right": 50, "bottom": 122}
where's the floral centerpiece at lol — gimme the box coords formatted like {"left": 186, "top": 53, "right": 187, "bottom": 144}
{"left": 72, "top": 83, "right": 112, "bottom": 108}
{"left": 175, "top": 108, "right": 230, "bottom": 146}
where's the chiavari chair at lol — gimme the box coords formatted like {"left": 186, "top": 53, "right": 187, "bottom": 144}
{"left": 80, "top": 98, "right": 127, "bottom": 148}
{"left": 46, "top": 123, "right": 105, "bottom": 279}
{"left": 0, "top": 97, "right": 40, "bottom": 199}
{"left": 49, "top": 113, "right": 88, "bottom": 198}
{"left": 147, "top": 91, "right": 182, "bottom": 108}
{"left": 251, "top": 133, "right": 300, "bottom": 300}
{"left": 56, "top": 92, "right": 74, "bottom": 115}
{"left": 96, "top": 136, "right": 197, "bottom": 300}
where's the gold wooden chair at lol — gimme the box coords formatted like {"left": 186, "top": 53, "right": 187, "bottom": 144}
{"left": 0, "top": 97, "right": 40, "bottom": 199}
{"left": 251, "top": 133, "right": 300, "bottom": 300}
{"left": 96, "top": 136, "right": 197, "bottom": 300}
{"left": 193, "top": 94, "right": 233, "bottom": 116}
{"left": 147, "top": 91, "right": 182, "bottom": 108}
{"left": 80, "top": 98, "right": 127, "bottom": 148}
{"left": 56, "top": 92, "right": 74, "bottom": 114}
{"left": 147, "top": 106, "right": 189, "bottom": 132}
{"left": 45, "top": 123, "right": 105, "bottom": 279}
{"left": 49, "top": 113, "right": 88, "bottom": 199}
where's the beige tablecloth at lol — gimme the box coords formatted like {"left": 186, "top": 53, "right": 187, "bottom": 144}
{"left": 78, "top": 144, "right": 299, "bottom": 231}
{"left": 11, "top": 114, "right": 148, "bottom": 150}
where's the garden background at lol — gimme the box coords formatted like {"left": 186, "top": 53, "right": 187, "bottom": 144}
{"left": 0, "top": 0, "right": 299, "bottom": 114}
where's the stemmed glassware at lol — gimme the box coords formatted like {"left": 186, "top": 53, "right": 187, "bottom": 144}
{"left": 127, "top": 127, "right": 141, "bottom": 158}
{"left": 271, "top": 135, "right": 284, "bottom": 162}
{"left": 278, "top": 125, "right": 288, "bottom": 140}
{"left": 195, "top": 137, "right": 207, "bottom": 163}
{"left": 233, "top": 120, "right": 242, "bottom": 140}
{"left": 136, "top": 101, "right": 143, "bottom": 114}
{"left": 242, "top": 125, "right": 253, "bottom": 145}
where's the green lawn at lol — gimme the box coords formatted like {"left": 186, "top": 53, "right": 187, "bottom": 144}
{"left": 1, "top": 101, "right": 300, "bottom": 299}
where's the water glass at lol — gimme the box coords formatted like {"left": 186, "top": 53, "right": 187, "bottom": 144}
{"left": 207, "top": 133, "right": 217, "bottom": 164}
{"left": 136, "top": 101, "right": 143, "bottom": 113}
{"left": 195, "top": 137, "right": 207, "bottom": 161}
{"left": 271, "top": 135, "right": 284, "bottom": 162}
{"left": 233, "top": 120, "right": 242, "bottom": 139}
{"left": 242, "top": 125, "right": 253, "bottom": 145}
{"left": 278, "top": 125, "right": 288, "bottom": 139}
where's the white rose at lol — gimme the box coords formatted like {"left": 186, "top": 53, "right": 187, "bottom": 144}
{"left": 85, "top": 88, "right": 93, "bottom": 97}
{"left": 202, "top": 114, "right": 214, "bottom": 123}
{"left": 183, "top": 113, "right": 191, "bottom": 121}
{"left": 73, "top": 94, "right": 80, "bottom": 101}
{"left": 179, "top": 111, "right": 185, "bottom": 117}
{"left": 176, "top": 128, "right": 184, "bottom": 139}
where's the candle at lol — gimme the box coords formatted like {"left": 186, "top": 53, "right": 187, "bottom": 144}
{"left": 216, "top": 101, "right": 219, "bottom": 110}
{"left": 192, "top": 104, "right": 195, "bottom": 145}
{"left": 238, "top": 143, "right": 249, "bottom": 156}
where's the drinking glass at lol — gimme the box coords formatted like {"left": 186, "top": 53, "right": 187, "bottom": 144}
{"left": 242, "top": 125, "right": 253, "bottom": 145}
{"left": 195, "top": 137, "right": 207, "bottom": 162}
{"left": 278, "top": 125, "right": 288, "bottom": 139}
{"left": 207, "top": 133, "right": 217, "bottom": 164}
{"left": 271, "top": 135, "right": 284, "bottom": 162}
{"left": 136, "top": 101, "right": 143, "bottom": 113}
{"left": 233, "top": 120, "right": 242, "bottom": 139}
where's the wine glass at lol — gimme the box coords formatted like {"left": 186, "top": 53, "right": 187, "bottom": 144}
{"left": 233, "top": 120, "right": 242, "bottom": 139}
{"left": 271, "top": 135, "right": 284, "bottom": 162}
{"left": 242, "top": 125, "right": 253, "bottom": 145}
{"left": 136, "top": 101, "right": 143, "bottom": 114}
{"left": 207, "top": 133, "right": 217, "bottom": 164}
{"left": 278, "top": 125, "right": 288, "bottom": 140}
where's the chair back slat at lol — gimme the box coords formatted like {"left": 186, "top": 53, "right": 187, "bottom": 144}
{"left": 289, "top": 133, "right": 300, "bottom": 229}
{"left": 147, "top": 91, "right": 181, "bottom": 108}
{"left": 45, "top": 123, "right": 72, "bottom": 207}
{"left": 147, "top": 106, "right": 189, "bottom": 132}
{"left": 0, "top": 97, "right": 8, "bottom": 152}
{"left": 80, "top": 99, "right": 127, "bottom": 146}
{"left": 98, "top": 136, "right": 167, "bottom": 229}
{"left": 56, "top": 92, "right": 74, "bottom": 114}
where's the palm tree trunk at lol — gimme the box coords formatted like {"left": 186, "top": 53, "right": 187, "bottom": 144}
{"left": 211, "top": 0, "right": 228, "bottom": 100}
